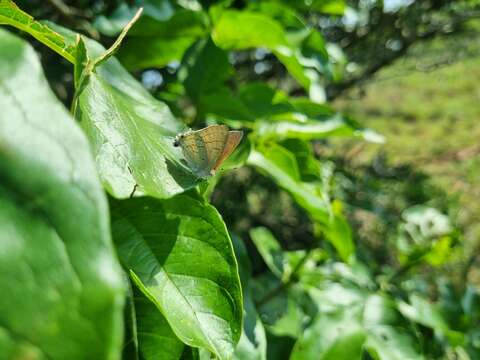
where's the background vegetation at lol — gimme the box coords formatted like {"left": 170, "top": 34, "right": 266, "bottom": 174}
{"left": 0, "top": 0, "right": 479, "bottom": 359}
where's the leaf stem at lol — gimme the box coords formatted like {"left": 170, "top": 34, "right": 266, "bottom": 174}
{"left": 93, "top": 7, "right": 143, "bottom": 68}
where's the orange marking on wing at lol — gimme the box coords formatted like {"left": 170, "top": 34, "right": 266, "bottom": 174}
{"left": 212, "top": 131, "right": 243, "bottom": 172}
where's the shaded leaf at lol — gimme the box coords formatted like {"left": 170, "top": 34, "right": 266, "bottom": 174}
{"left": 111, "top": 194, "right": 242, "bottom": 359}
{"left": 123, "top": 277, "right": 140, "bottom": 360}
{"left": 118, "top": 9, "right": 209, "bottom": 70}
{"left": 134, "top": 287, "right": 185, "bottom": 360}
{"left": 232, "top": 236, "right": 267, "bottom": 360}
{"left": 184, "top": 38, "right": 233, "bottom": 105}
{"left": 249, "top": 227, "right": 285, "bottom": 279}
{"left": 201, "top": 82, "right": 381, "bottom": 144}
{"left": 0, "top": 29, "right": 124, "bottom": 359}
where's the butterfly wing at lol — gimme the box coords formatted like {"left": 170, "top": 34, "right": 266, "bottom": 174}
{"left": 179, "top": 131, "right": 210, "bottom": 178}
{"left": 180, "top": 125, "right": 229, "bottom": 178}
{"left": 197, "top": 125, "right": 229, "bottom": 174}
{"left": 212, "top": 130, "right": 243, "bottom": 173}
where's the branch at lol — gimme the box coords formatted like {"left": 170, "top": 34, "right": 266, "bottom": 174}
{"left": 327, "top": 30, "right": 441, "bottom": 101}
{"left": 46, "top": 0, "right": 91, "bottom": 19}
{"left": 326, "top": 10, "right": 480, "bottom": 101}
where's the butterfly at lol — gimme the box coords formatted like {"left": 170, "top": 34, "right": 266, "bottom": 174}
{"left": 174, "top": 125, "right": 243, "bottom": 178}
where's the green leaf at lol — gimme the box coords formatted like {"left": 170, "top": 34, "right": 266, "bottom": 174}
{"left": 398, "top": 295, "right": 464, "bottom": 346}
{"left": 266, "top": 285, "right": 314, "bottom": 339}
{"left": 232, "top": 236, "right": 267, "bottom": 360}
{"left": 211, "top": 9, "right": 325, "bottom": 101}
{"left": 70, "top": 32, "right": 200, "bottom": 199}
{"left": 248, "top": 141, "right": 355, "bottom": 261}
{"left": 118, "top": 9, "right": 209, "bottom": 70}
{"left": 120, "top": 36, "right": 196, "bottom": 69}
{"left": 184, "top": 38, "right": 233, "bottom": 105}
{"left": 255, "top": 114, "right": 372, "bottom": 141}
{"left": 134, "top": 287, "right": 185, "bottom": 360}
{"left": 0, "top": 0, "right": 75, "bottom": 62}
{"left": 0, "top": 29, "right": 124, "bottom": 359}
{"left": 364, "top": 295, "right": 424, "bottom": 360}
{"left": 94, "top": 3, "right": 137, "bottom": 36}
{"left": 249, "top": 227, "right": 285, "bottom": 279}
{"left": 94, "top": 0, "right": 176, "bottom": 36}
{"left": 111, "top": 194, "right": 243, "bottom": 360}
{"left": 248, "top": 143, "right": 329, "bottom": 224}
{"left": 291, "top": 283, "right": 366, "bottom": 359}
{"left": 365, "top": 326, "right": 424, "bottom": 360}
{"left": 212, "top": 10, "right": 287, "bottom": 49}
{"left": 317, "top": 207, "right": 354, "bottom": 262}
{"left": 200, "top": 82, "right": 381, "bottom": 144}
{"left": 280, "top": 0, "right": 346, "bottom": 15}
{"left": 247, "top": 1, "right": 305, "bottom": 29}
{"left": 265, "top": 333, "right": 295, "bottom": 360}
{"left": 290, "top": 309, "right": 366, "bottom": 360}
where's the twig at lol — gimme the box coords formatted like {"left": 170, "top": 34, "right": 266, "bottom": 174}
{"left": 326, "top": 12, "right": 480, "bottom": 101}
{"left": 256, "top": 250, "right": 313, "bottom": 308}
{"left": 46, "top": 0, "right": 90, "bottom": 19}
{"left": 93, "top": 7, "right": 143, "bottom": 68}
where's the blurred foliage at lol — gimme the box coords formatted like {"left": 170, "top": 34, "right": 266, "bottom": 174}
{"left": 0, "top": 0, "right": 479, "bottom": 359}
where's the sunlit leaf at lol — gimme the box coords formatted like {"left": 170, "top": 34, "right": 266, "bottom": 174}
{"left": 0, "top": 0, "right": 76, "bottom": 62}
{"left": 211, "top": 9, "right": 325, "bottom": 101}
{"left": 70, "top": 32, "right": 200, "bottom": 199}
{"left": 248, "top": 142, "right": 355, "bottom": 260}
{"left": 111, "top": 193, "right": 242, "bottom": 359}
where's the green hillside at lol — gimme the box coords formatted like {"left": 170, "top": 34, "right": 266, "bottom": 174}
{"left": 335, "top": 28, "right": 480, "bottom": 259}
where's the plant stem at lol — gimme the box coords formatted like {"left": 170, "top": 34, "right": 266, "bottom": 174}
{"left": 256, "top": 250, "right": 312, "bottom": 308}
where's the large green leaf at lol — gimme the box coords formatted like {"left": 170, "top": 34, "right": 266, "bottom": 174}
{"left": 70, "top": 32, "right": 200, "bottom": 199}
{"left": 294, "top": 283, "right": 424, "bottom": 360}
{"left": 111, "top": 193, "right": 243, "bottom": 360}
{"left": 0, "top": 29, "right": 124, "bottom": 359}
